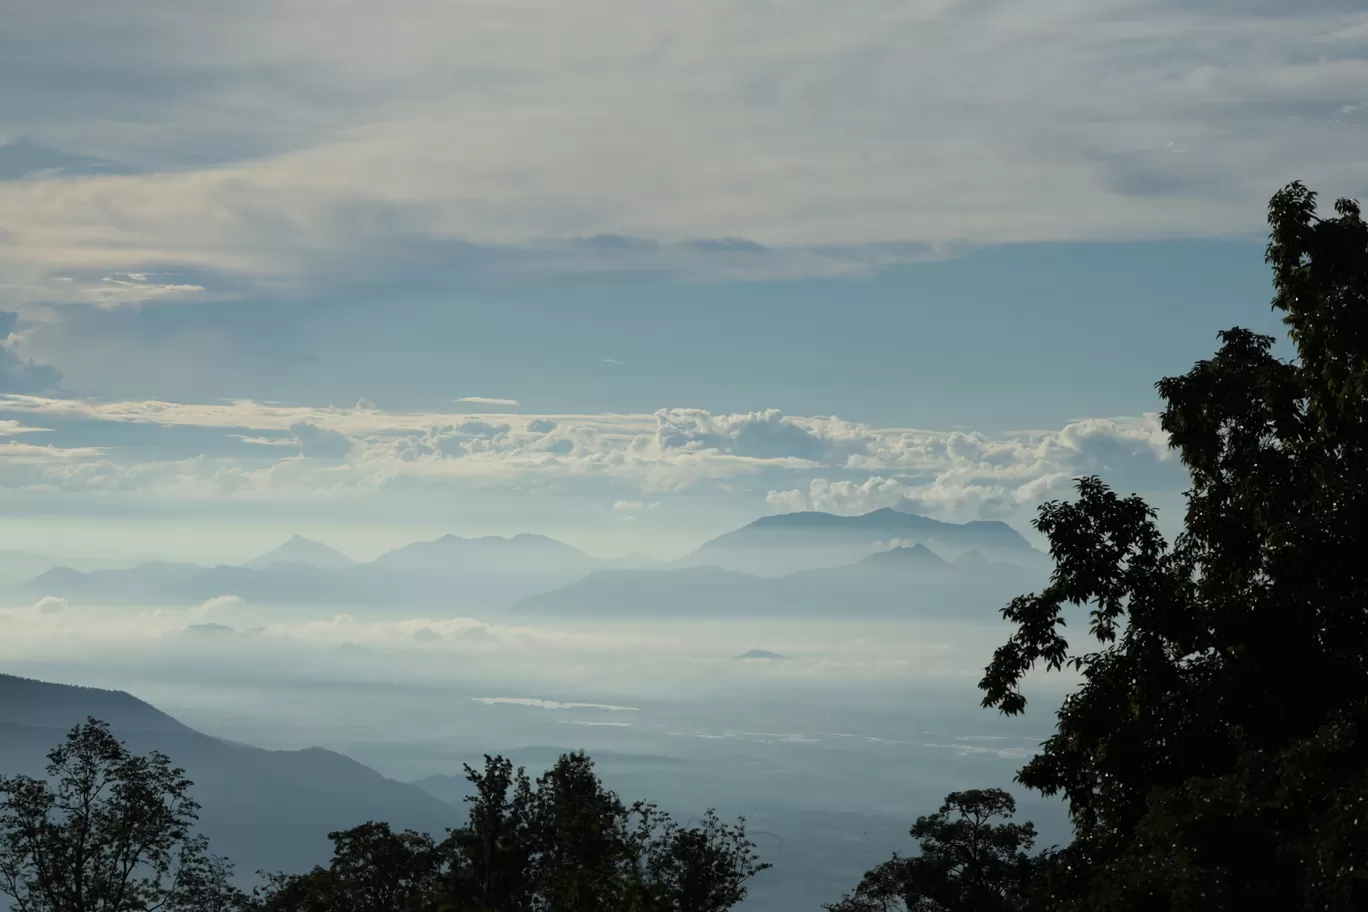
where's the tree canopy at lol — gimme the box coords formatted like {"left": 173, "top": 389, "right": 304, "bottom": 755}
{"left": 0, "top": 718, "right": 245, "bottom": 912}
{"left": 823, "top": 789, "right": 1042, "bottom": 912}
{"left": 972, "top": 182, "right": 1368, "bottom": 910}
{"left": 252, "top": 751, "right": 769, "bottom": 912}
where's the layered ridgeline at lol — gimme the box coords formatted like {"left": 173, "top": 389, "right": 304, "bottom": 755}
{"left": 18, "top": 533, "right": 602, "bottom": 609}
{"left": 517, "top": 510, "right": 1044, "bottom": 618}
{"left": 15, "top": 508, "right": 1045, "bottom": 615}
{"left": 515, "top": 544, "right": 1037, "bottom": 618}
{"left": 680, "top": 507, "right": 1041, "bottom": 575}
{"left": 0, "top": 674, "right": 453, "bottom": 878}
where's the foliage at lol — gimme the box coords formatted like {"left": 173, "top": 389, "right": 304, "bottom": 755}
{"left": 974, "top": 182, "right": 1368, "bottom": 910}
{"left": 823, "top": 789, "right": 1043, "bottom": 912}
{"left": 252, "top": 751, "right": 769, "bottom": 912}
{"left": 0, "top": 718, "right": 247, "bottom": 912}
{"left": 251, "top": 822, "right": 446, "bottom": 912}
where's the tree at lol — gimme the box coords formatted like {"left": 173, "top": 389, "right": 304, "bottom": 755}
{"left": 251, "top": 822, "right": 446, "bottom": 912}
{"left": 824, "top": 789, "right": 1042, "bottom": 912}
{"left": 634, "top": 809, "right": 767, "bottom": 912}
{"left": 254, "top": 751, "right": 769, "bottom": 912}
{"left": 0, "top": 718, "right": 247, "bottom": 912}
{"left": 977, "top": 183, "right": 1368, "bottom": 910}
{"left": 445, "top": 751, "right": 769, "bottom": 912}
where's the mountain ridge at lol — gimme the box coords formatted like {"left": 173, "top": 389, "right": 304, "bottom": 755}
{"left": 0, "top": 674, "right": 453, "bottom": 877}
{"left": 515, "top": 542, "right": 1040, "bottom": 618}
{"left": 13, "top": 511, "right": 1040, "bottom": 609}
{"left": 700, "top": 508, "right": 1036, "bottom": 551}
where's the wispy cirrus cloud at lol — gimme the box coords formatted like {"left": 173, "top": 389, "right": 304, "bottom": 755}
{"left": 457, "top": 397, "right": 521, "bottom": 407}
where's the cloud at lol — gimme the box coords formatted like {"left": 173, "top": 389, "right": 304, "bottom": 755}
{"left": 0, "top": 347, "right": 61, "bottom": 394}
{"left": 457, "top": 396, "right": 520, "bottom": 406}
{"left": 0, "top": 419, "right": 50, "bottom": 436}
{"left": 651, "top": 408, "right": 845, "bottom": 462}
{"left": 34, "top": 596, "right": 67, "bottom": 615}
{"left": 0, "top": 596, "right": 1078, "bottom": 705}
{"left": 0, "top": 0, "right": 1363, "bottom": 292}
{"left": 0, "top": 441, "right": 106, "bottom": 464}
{"left": 767, "top": 473, "right": 1078, "bottom": 520}
{"left": 767, "top": 476, "right": 908, "bottom": 515}
{"left": 232, "top": 434, "right": 297, "bottom": 447}
{"left": 612, "top": 499, "right": 659, "bottom": 513}
{"left": 0, "top": 311, "right": 62, "bottom": 394}
{"left": 0, "top": 138, "right": 137, "bottom": 180}
{"left": 290, "top": 421, "right": 352, "bottom": 459}
{"left": 763, "top": 488, "right": 809, "bottom": 513}
{"left": 194, "top": 595, "right": 247, "bottom": 618}
{"left": 0, "top": 392, "right": 1184, "bottom": 517}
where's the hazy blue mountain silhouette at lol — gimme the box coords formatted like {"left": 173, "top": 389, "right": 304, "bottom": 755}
{"left": 18, "top": 533, "right": 596, "bottom": 608}
{"left": 515, "top": 545, "right": 1036, "bottom": 618}
{"left": 0, "top": 674, "right": 454, "bottom": 878}
{"left": 14, "top": 515, "right": 1038, "bottom": 611}
{"left": 24, "top": 562, "right": 203, "bottom": 601}
{"left": 370, "top": 533, "right": 592, "bottom": 572}
{"left": 515, "top": 564, "right": 774, "bottom": 615}
{"left": 855, "top": 542, "right": 953, "bottom": 571}
{"left": 681, "top": 508, "right": 1040, "bottom": 575}
{"left": 245, "top": 535, "right": 356, "bottom": 570}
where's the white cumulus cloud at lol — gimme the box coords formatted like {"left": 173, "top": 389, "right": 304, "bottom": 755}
{"left": 34, "top": 596, "right": 68, "bottom": 615}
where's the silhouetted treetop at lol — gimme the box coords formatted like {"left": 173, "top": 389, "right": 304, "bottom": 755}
{"left": 977, "top": 182, "right": 1368, "bottom": 910}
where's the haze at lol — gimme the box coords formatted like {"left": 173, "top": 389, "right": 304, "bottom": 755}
{"left": 2, "top": 1, "right": 1364, "bottom": 909}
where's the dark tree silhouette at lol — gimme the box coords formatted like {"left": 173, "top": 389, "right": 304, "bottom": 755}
{"left": 254, "top": 751, "right": 769, "bottom": 912}
{"left": 824, "top": 789, "right": 1042, "bottom": 912}
{"left": 975, "top": 182, "right": 1368, "bottom": 910}
{"left": 251, "top": 822, "right": 446, "bottom": 912}
{"left": 0, "top": 718, "right": 246, "bottom": 912}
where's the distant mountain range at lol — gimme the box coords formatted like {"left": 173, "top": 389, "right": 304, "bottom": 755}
{"left": 19, "top": 534, "right": 599, "bottom": 609}
{"left": 13, "top": 510, "right": 1043, "bottom": 613}
{"left": 514, "top": 544, "right": 1038, "bottom": 619}
{"left": 0, "top": 674, "right": 455, "bottom": 878}
{"left": 680, "top": 508, "right": 1042, "bottom": 576}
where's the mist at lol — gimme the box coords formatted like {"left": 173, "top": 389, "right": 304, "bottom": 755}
{"left": 0, "top": 522, "right": 1074, "bottom": 911}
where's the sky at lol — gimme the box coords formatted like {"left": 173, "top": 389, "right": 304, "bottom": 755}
{"left": 1, "top": 0, "right": 1365, "bottom": 562}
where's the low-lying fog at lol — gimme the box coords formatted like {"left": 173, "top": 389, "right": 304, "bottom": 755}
{"left": 2, "top": 594, "right": 1075, "bottom": 911}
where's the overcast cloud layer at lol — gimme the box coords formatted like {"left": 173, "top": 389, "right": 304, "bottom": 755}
{"left": 2, "top": 0, "right": 1366, "bottom": 303}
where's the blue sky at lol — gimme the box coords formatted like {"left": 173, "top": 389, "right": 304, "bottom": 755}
{"left": 0, "top": 0, "right": 1364, "bottom": 561}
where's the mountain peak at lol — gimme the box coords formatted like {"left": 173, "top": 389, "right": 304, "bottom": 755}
{"left": 245, "top": 536, "right": 356, "bottom": 571}
{"left": 860, "top": 543, "right": 951, "bottom": 570}
{"left": 735, "top": 649, "right": 786, "bottom": 660}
